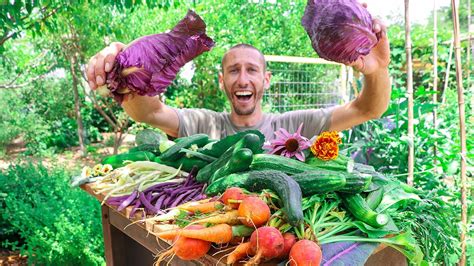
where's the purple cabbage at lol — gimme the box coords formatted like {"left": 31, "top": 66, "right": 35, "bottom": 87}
{"left": 321, "top": 241, "right": 378, "bottom": 265}
{"left": 301, "top": 0, "right": 379, "bottom": 64}
{"left": 106, "top": 10, "right": 215, "bottom": 102}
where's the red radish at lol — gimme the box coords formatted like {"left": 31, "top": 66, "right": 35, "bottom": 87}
{"left": 289, "top": 240, "right": 322, "bottom": 266}
{"left": 238, "top": 196, "right": 270, "bottom": 227}
{"left": 247, "top": 226, "right": 284, "bottom": 264}
{"left": 155, "top": 225, "right": 211, "bottom": 263}
{"left": 277, "top": 232, "right": 297, "bottom": 259}
{"left": 222, "top": 187, "right": 247, "bottom": 209}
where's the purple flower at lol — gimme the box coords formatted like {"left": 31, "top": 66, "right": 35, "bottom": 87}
{"left": 381, "top": 117, "right": 396, "bottom": 131}
{"left": 263, "top": 123, "right": 311, "bottom": 162}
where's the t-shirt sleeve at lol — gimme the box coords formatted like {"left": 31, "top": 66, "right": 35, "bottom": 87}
{"left": 272, "top": 106, "right": 336, "bottom": 139}
{"left": 173, "top": 108, "right": 223, "bottom": 139}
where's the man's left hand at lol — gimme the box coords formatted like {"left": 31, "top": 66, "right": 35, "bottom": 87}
{"left": 350, "top": 17, "right": 390, "bottom": 76}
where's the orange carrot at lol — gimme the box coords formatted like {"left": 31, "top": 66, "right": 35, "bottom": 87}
{"left": 226, "top": 241, "right": 253, "bottom": 265}
{"left": 192, "top": 210, "right": 240, "bottom": 225}
{"left": 179, "top": 201, "right": 226, "bottom": 214}
{"left": 155, "top": 223, "right": 233, "bottom": 244}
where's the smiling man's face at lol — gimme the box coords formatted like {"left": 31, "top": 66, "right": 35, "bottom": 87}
{"left": 219, "top": 47, "right": 271, "bottom": 116}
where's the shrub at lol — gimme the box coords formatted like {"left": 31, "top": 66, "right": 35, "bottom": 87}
{"left": 0, "top": 162, "right": 105, "bottom": 265}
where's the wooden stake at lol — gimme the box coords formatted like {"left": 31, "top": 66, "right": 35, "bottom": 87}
{"left": 432, "top": 0, "right": 438, "bottom": 174}
{"left": 450, "top": 0, "right": 468, "bottom": 264}
{"left": 405, "top": 0, "right": 415, "bottom": 186}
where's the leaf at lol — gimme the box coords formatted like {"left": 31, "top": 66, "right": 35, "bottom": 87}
{"left": 321, "top": 241, "right": 379, "bottom": 266}
{"left": 135, "top": 129, "right": 162, "bottom": 146}
{"left": 376, "top": 184, "right": 421, "bottom": 213}
{"left": 352, "top": 216, "right": 399, "bottom": 238}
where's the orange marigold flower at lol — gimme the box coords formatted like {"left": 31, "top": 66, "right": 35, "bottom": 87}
{"left": 310, "top": 131, "right": 342, "bottom": 161}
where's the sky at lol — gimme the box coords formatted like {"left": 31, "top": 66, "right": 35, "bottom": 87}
{"left": 363, "top": 0, "right": 452, "bottom": 25}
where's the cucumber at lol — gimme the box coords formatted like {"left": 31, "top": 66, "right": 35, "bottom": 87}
{"left": 199, "top": 130, "right": 265, "bottom": 157}
{"left": 241, "top": 170, "right": 304, "bottom": 227}
{"left": 157, "top": 156, "right": 208, "bottom": 172}
{"left": 365, "top": 187, "right": 385, "bottom": 210}
{"left": 338, "top": 172, "right": 372, "bottom": 194}
{"left": 196, "top": 133, "right": 263, "bottom": 184}
{"left": 209, "top": 148, "right": 253, "bottom": 183}
{"left": 250, "top": 154, "right": 319, "bottom": 174}
{"left": 290, "top": 170, "right": 347, "bottom": 196}
{"left": 205, "top": 172, "right": 250, "bottom": 196}
{"left": 101, "top": 151, "right": 156, "bottom": 169}
{"left": 306, "top": 156, "right": 353, "bottom": 172}
{"left": 160, "top": 134, "right": 209, "bottom": 162}
{"left": 341, "top": 193, "right": 389, "bottom": 228}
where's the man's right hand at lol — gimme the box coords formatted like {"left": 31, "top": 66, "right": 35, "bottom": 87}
{"left": 86, "top": 42, "right": 126, "bottom": 90}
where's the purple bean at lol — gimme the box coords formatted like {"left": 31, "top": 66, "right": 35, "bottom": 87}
{"left": 107, "top": 194, "right": 132, "bottom": 202}
{"left": 129, "top": 199, "right": 142, "bottom": 219}
{"left": 181, "top": 190, "right": 201, "bottom": 204}
{"left": 117, "top": 191, "right": 138, "bottom": 212}
{"left": 170, "top": 189, "right": 195, "bottom": 208}
{"left": 162, "top": 195, "right": 173, "bottom": 209}
{"left": 143, "top": 181, "right": 181, "bottom": 193}
{"left": 154, "top": 194, "right": 167, "bottom": 210}
{"left": 139, "top": 192, "right": 158, "bottom": 214}
{"left": 150, "top": 193, "right": 161, "bottom": 203}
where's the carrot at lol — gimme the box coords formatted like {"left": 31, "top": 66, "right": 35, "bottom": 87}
{"left": 192, "top": 210, "right": 240, "bottom": 225}
{"left": 226, "top": 241, "right": 253, "bottom": 265}
{"left": 155, "top": 223, "right": 233, "bottom": 244}
{"left": 155, "top": 225, "right": 211, "bottom": 264}
{"left": 178, "top": 201, "right": 226, "bottom": 214}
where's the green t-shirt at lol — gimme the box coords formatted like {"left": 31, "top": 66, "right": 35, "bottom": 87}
{"left": 173, "top": 107, "right": 335, "bottom": 141}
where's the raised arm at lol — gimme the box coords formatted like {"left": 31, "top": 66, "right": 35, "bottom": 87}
{"left": 329, "top": 19, "right": 391, "bottom": 132}
{"left": 86, "top": 42, "right": 179, "bottom": 137}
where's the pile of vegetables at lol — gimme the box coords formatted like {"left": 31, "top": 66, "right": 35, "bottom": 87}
{"left": 72, "top": 127, "right": 453, "bottom": 265}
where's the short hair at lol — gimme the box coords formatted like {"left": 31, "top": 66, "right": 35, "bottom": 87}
{"left": 221, "top": 43, "right": 267, "bottom": 72}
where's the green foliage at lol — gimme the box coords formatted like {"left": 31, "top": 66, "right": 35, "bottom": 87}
{"left": 0, "top": 162, "right": 104, "bottom": 265}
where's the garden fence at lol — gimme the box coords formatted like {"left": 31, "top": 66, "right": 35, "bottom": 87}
{"left": 263, "top": 55, "right": 352, "bottom": 113}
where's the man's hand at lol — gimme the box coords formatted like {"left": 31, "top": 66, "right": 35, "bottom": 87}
{"left": 349, "top": 4, "right": 390, "bottom": 75}
{"left": 86, "top": 42, "right": 126, "bottom": 90}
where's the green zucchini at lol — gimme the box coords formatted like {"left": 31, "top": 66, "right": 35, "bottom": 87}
{"left": 250, "top": 154, "right": 319, "bottom": 174}
{"left": 196, "top": 133, "right": 263, "bottom": 184}
{"left": 128, "top": 144, "right": 161, "bottom": 155}
{"left": 160, "top": 134, "right": 209, "bottom": 162}
{"left": 209, "top": 148, "right": 253, "bottom": 183}
{"left": 341, "top": 193, "right": 389, "bottom": 228}
{"left": 241, "top": 170, "right": 304, "bottom": 227}
{"left": 290, "top": 170, "right": 347, "bottom": 196}
{"left": 101, "top": 151, "right": 156, "bottom": 169}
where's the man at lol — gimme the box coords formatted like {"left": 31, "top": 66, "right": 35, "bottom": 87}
{"left": 86, "top": 21, "right": 390, "bottom": 141}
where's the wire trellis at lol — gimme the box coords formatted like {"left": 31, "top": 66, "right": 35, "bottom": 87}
{"left": 263, "top": 55, "right": 351, "bottom": 113}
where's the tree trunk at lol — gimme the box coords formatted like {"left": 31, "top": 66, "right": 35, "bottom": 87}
{"left": 405, "top": 0, "right": 415, "bottom": 186}
{"left": 70, "top": 55, "right": 87, "bottom": 156}
{"left": 432, "top": 0, "right": 438, "bottom": 173}
{"left": 450, "top": 0, "right": 468, "bottom": 264}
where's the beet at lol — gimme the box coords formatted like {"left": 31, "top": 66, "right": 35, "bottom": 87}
{"left": 289, "top": 239, "right": 322, "bottom": 266}
{"left": 248, "top": 226, "right": 284, "bottom": 264}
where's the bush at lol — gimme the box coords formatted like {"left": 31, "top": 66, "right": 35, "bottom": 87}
{"left": 0, "top": 162, "right": 105, "bottom": 265}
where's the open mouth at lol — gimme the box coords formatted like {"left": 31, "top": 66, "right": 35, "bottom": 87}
{"left": 234, "top": 91, "right": 254, "bottom": 102}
